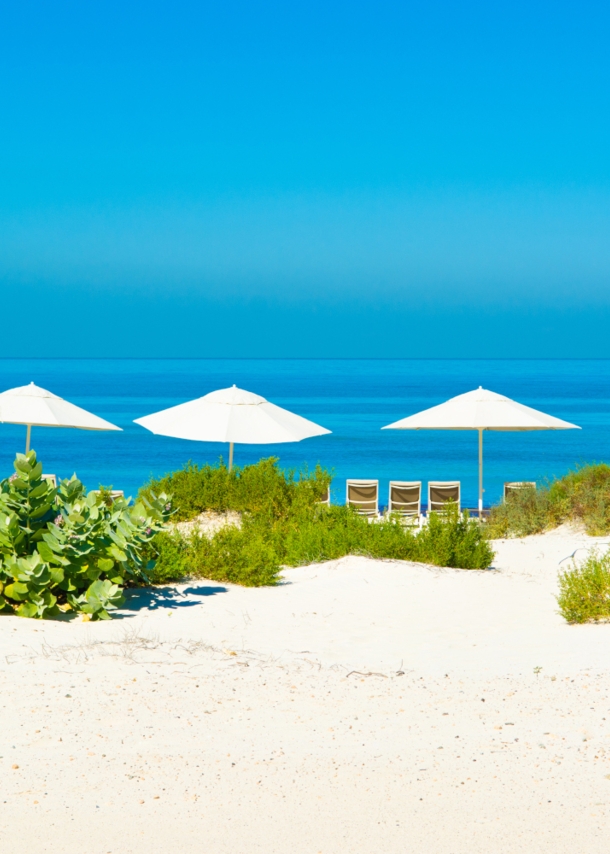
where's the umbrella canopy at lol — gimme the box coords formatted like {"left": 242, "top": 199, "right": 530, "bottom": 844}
{"left": 134, "top": 384, "right": 331, "bottom": 470}
{"left": 0, "top": 382, "right": 121, "bottom": 452}
{"left": 382, "top": 387, "right": 580, "bottom": 515}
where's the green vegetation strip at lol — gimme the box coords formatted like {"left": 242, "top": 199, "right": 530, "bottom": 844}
{"left": 140, "top": 458, "right": 494, "bottom": 586}
{"left": 486, "top": 464, "right": 610, "bottom": 538}
{"left": 8, "top": 453, "right": 610, "bottom": 624}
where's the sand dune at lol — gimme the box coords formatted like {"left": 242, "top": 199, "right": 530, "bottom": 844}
{"left": 1, "top": 526, "right": 610, "bottom": 852}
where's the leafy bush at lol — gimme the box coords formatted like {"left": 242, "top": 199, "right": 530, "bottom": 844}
{"left": 187, "top": 526, "right": 282, "bottom": 586}
{"left": 557, "top": 549, "right": 610, "bottom": 623}
{"left": 139, "top": 457, "right": 331, "bottom": 521}
{"left": 487, "top": 464, "right": 610, "bottom": 538}
{"left": 0, "top": 451, "right": 170, "bottom": 620}
{"left": 146, "top": 525, "right": 283, "bottom": 587}
{"left": 148, "top": 525, "right": 282, "bottom": 587}
{"left": 145, "top": 532, "right": 190, "bottom": 584}
{"left": 144, "top": 459, "right": 494, "bottom": 585}
{"left": 486, "top": 485, "right": 549, "bottom": 538}
{"left": 259, "top": 502, "right": 493, "bottom": 570}
{"left": 406, "top": 508, "right": 495, "bottom": 569}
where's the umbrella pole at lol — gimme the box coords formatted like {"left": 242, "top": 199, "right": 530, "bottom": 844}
{"left": 228, "top": 442, "right": 234, "bottom": 472}
{"left": 478, "top": 429, "right": 483, "bottom": 519}
{"left": 25, "top": 424, "right": 32, "bottom": 454}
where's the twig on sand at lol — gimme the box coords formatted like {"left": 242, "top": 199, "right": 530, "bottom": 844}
{"left": 346, "top": 670, "right": 388, "bottom": 679}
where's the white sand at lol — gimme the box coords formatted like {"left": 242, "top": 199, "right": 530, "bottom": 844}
{"left": 2, "top": 526, "right": 610, "bottom": 852}
{"left": 170, "top": 510, "right": 242, "bottom": 538}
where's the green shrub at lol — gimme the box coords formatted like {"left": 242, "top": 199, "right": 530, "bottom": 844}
{"left": 487, "top": 464, "right": 610, "bottom": 538}
{"left": 557, "top": 549, "right": 610, "bottom": 623}
{"left": 547, "top": 464, "right": 610, "bottom": 534}
{"left": 408, "top": 508, "right": 495, "bottom": 568}
{"left": 265, "top": 504, "right": 373, "bottom": 565}
{"left": 259, "top": 503, "right": 493, "bottom": 570}
{"left": 144, "top": 532, "right": 190, "bottom": 585}
{"left": 187, "top": 525, "right": 282, "bottom": 586}
{"left": 142, "top": 459, "right": 495, "bottom": 585}
{"left": 486, "top": 485, "right": 550, "bottom": 538}
{"left": 96, "top": 484, "right": 118, "bottom": 508}
{"left": 146, "top": 526, "right": 282, "bottom": 587}
{"left": 0, "top": 451, "right": 171, "bottom": 619}
{"left": 139, "top": 457, "right": 331, "bottom": 521}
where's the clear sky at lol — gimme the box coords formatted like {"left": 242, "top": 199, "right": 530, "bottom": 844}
{"left": 2, "top": 1, "right": 610, "bottom": 357}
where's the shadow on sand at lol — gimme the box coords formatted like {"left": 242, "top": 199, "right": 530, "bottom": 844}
{"left": 122, "top": 584, "right": 228, "bottom": 613}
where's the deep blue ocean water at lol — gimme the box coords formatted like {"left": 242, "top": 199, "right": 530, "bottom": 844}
{"left": 0, "top": 359, "right": 608, "bottom": 509}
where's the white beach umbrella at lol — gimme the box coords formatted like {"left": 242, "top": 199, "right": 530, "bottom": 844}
{"left": 382, "top": 387, "right": 580, "bottom": 517}
{"left": 134, "top": 384, "right": 331, "bottom": 470}
{"left": 0, "top": 382, "right": 121, "bottom": 452}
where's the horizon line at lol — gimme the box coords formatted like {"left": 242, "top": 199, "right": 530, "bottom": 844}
{"left": 0, "top": 356, "right": 610, "bottom": 362}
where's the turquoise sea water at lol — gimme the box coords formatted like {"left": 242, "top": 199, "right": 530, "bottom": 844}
{"left": 0, "top": 359, "right": 608, "bottom": 509}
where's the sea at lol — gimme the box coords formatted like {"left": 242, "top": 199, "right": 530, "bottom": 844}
{"left": 0, "top": 359, "right": 608, "bottom": 510}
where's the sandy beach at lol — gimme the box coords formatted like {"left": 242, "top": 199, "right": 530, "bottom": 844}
{"left": 2, "top": 526, "right": 610, "bottom": 852}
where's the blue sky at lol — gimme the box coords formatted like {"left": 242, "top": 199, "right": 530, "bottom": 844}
{"left": 2, "top": 1, "right": 610, "bottom": 356}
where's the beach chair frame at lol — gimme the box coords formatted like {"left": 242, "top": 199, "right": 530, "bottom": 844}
{"left": 317, "top": 484, "right": 331, "bottom": 506}
{"left": 427, "top": 481, "right": 461, "bottom": 515}
{"left": 503, "top": 481, "right": 536, "bottom": 502}
{"left": 346, "top": 479, "right": 379, "bottom": 517}
{"left": 388, "top": 480, "right": 422, "bottom": 524}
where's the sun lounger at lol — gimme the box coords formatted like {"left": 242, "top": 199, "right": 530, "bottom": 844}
{"left": 317, "top": 485, "right": 331, "bottom": 506}
{"left": 346, "top": 479, "right": 379, "bottom": 517}
{"left": 503, "top": 481, "right": 536, "bottom": 501}
{"left": 427, "top": 481, "right": 460, "bottom": 514}
{"left": 388, "top": 481, "right": 422, "bottom": 523}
